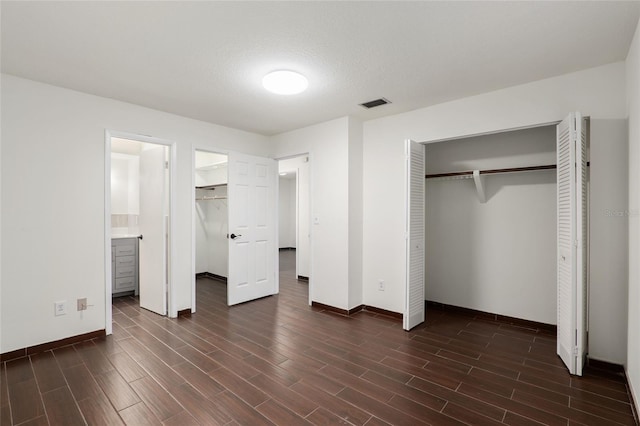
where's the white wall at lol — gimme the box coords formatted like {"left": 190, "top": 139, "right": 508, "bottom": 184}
{"left": 425, "top": 127, "right": 557, "bottom": 325}
{"left": 207, "top": 186, "right": 228, "bottom": 277}
{"left": 195, "top": 151, "right": 227, "bottom": 169}
{"left": 195, "top": 165, "right": 227, "bottom": 187}
{"left": 278, "top": 177, "right": 296, "bottom": 248}
{"left": 1, "top": 69, "right": 3, "bottom": 359}
{"left": 195, "top": 187, "right": 229, "bottom": 277}
{"left": 362, "top": 62, "right": 628, "bottom": 362}
{"left": 110, "top": 156, "right": 130, "bottom": 214}
{"left": 111, "top": 153, "right": 141, "bottom": 234}
{"left": 589, "top": 119, "right": 629, "bottom": 364}
{"left": 626, "top": 16, "right": 640, "bottom": 413}
{"left": 112, "top": 152, "right": 140, "bottom": 202}
{"left": 195, "top": 189, "right": 209, "bottom": 274}
{"left": 127, "top": 156, "right": 140, "bottom": 215}
{"left": 425, "top": 126, "right": 557, "bottom": 173}
{"left": 0, "top": 74, "right": 269, "bottom": 353}
{"left": 194, "top": 161, "right": 229, "bottom": 276}
{"left": 348, "top": 117, "right": 364, "bottom": 309}
{"left": 271, "top": 118, "right": 350, "bottom": 309}
{"left": 194, "top": 186, "right": 228, "bottom": 277}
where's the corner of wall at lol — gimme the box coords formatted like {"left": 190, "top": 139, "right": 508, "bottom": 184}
{"left": 348, "top": 117, "right": 364, "bottom": 309}
{"left": 626, "top": 14, "right": 640, "bottom": 414}
{"left": 0, "top": 74, "right": 3, "bottom": 353}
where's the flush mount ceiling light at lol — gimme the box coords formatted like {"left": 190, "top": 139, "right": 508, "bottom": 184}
{"left": 262, "top": 70, "right": 308, "bottom": 95}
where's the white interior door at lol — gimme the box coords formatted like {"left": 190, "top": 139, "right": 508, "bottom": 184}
{"left": 138, "top": 145, "right": 167, "bottom": 315}
{"left": 227, "top": 152, "right": 277, "bottom": 306}
{"left": 404, "top": 139, "right": 425, "bottom": 330}
{"left": 556, "top": 112, "right": 587, "bottom": 376}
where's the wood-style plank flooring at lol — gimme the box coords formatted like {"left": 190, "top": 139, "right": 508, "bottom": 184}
{"left": 1, "top": 250, "right": 637, "bottom": 425}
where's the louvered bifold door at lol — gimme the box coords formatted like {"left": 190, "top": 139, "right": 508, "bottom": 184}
{"left": 556, "top": 112, "right": 587, "bottom": 376}
{"left": 557, "top": 114, "right": 577, "bottom": 374}
{"left": 404, "top": 140, "right": 425, "bottom": 331}
{"left": 575, "top": 114, "right": 588, "bottom": 376}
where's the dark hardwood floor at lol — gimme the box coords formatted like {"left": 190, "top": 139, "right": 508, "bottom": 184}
{"left": 1, "top": 250, "right": 637, "bottom": 425}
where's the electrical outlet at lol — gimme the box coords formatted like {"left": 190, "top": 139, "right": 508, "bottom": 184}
{"left": 54, "top": 301, "right": 67, "bottom": 316}
{"left": 378, "top": 280, "right": 385, "bottom": 291}
{"left": 77, "top": 298, "right": 87, "bottom": 311}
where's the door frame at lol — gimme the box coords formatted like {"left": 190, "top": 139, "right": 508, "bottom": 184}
{"left": 190, "top": 145, "right": 230, "bottom": 314}
{"left": 276, "top": 152, "right": 314, "bottom": 306}
{"left": 104, "top": 130, "right": 178, "bottom": 335}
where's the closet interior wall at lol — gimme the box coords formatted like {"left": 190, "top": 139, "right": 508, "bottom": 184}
{"left": 195, "top": 156, "right": 228, "bottom": 279}
{"left": 279, "top": 176, "right": 297, "bottom": 249}
{"left": 425, "top": 126, "right": 558, "bottom": 325}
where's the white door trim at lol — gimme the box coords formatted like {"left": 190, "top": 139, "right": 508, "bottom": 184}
{"left": 104, "top": 132, "right": 112, "bottom": 335}
{"left": 104, "top": 130, "right": 178, "bottom": 336}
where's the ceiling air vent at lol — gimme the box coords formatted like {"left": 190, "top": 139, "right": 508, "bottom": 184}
{"left": 359, "top": 98, "right": 391, "bottom": 109}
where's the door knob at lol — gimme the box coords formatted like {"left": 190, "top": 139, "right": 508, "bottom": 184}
{"left": 229, "top": 233, "right": 242, "bottom": 240}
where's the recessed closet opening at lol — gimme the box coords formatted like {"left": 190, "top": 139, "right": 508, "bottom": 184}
{"left": 424, "top": 124, "right": 566, "bottom": 326}
{"left": 194, "top": 150, "right": 229, "bottom": 304}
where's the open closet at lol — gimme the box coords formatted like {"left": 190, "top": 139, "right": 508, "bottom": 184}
{"left": 195, "top": 151, "right": 229, "bottom": 284}
{"left": 418, "top": 114, "right": 590, "bottom": 375}
{"left": 424, "top": 125, "right": 560, "bottom": 325}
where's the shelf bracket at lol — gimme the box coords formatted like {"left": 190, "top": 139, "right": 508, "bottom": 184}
{"left": 472, "top": 170, "right": 486, "bottom": 203}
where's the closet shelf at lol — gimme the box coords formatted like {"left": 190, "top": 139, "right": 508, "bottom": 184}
{"left": 196, "top": 183, "right": 227, "bottom": 190}
{"left": 426, "top": 163, "right": 565, "bottom": 204}
{"left": 425, "top": 164, "right": 557, "bottom": 180}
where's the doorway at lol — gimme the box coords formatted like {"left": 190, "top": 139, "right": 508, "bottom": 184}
{"left": 278, "top": 155, "right": 311, "bottom": 304}
{"left": 193, "top": 150, "right": 229, "bottom": 305}
{"left": 191, "top": 148, "right": 279, "bottom": 312}
{"left": 406, "top": 115, "right": 590, "bottom": 375}
{"left": 105, "top": 132, "right": 175, "bottom": 334}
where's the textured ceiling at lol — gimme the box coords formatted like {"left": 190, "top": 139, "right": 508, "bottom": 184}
{"left": 2, "top": 1, "right": 639, "bottom": 136}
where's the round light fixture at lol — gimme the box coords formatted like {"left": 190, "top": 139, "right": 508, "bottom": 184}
{"left": 262, "top": 70, "right": 308, "bottom": 95}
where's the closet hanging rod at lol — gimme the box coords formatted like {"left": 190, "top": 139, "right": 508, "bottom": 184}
{"left": 425, "top": 164, "right": 558, "bottom": 179}
{"left": 195, "top": 196, "right": 227, "bottom": 201}
{"left": 196, "top": 183, "right": 227, "bottom": 190}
